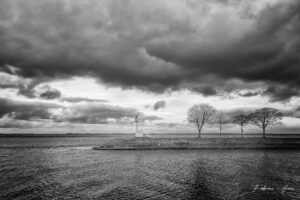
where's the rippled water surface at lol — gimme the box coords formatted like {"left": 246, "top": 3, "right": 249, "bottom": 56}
{"left": 0, "top": 137, "right": 299, "bottom": 200}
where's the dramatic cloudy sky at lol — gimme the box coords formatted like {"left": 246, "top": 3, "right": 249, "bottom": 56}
{"left": 0, "top": 0, "right": 300, "bottom": 134}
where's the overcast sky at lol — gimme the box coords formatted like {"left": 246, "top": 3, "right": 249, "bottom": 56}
{"left": 0, "top": 0, "right": 300, "bottom": 134}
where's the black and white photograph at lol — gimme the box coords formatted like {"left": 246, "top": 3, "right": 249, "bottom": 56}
{"left": 0, "top": 0, "right": 300, "bottom": 199}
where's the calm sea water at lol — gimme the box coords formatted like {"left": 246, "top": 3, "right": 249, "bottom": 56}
{"left": 0, "top": 137, "right": 299, "bottom": 200}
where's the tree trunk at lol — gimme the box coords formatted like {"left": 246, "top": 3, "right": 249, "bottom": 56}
{"left": 241, "top": 125, "right": 243, "bottom": 138}
{"left": 198, "top": 125, "right": 202, "bottom": 138}
{"left": 196, "top": 120, "right": 202, "bottom": 138}
{"left": 262, "top": 127, "right": 266, "bottom": 138}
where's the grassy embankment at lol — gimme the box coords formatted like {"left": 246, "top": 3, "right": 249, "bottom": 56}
{"left": 93, "top": 137, "right": 300, "bottom": 150}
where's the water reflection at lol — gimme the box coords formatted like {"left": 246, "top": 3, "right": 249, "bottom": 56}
{"left": 188, "top": 159, "right": 221, "bottom": 199}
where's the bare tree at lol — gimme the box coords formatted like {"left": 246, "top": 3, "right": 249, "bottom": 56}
{"left": 249, "top": 107, "right": 283, "bottom": 138}
{"left": 233, "top": 114, "right": 249, "bottom": 138}
{"left": 187, "top": 103, "right": 216, "bottom": 138}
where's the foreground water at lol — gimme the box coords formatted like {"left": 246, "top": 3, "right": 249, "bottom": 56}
{"left": 0, "top": 137, "right": 299, "bottom": 200}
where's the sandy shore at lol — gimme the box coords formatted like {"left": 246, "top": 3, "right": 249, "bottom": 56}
{"left": 93, "top": 137, "right": 300, "bottom": 150}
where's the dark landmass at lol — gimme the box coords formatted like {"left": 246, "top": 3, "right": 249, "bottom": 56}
{"left": 93, "top": 137, "right": 300, "bottom": 150}
{"left": 0, "top": 133, "right": 134, "bottom": 138}
{"left": 0, "top": 133, "right": 300, "bottom": 138}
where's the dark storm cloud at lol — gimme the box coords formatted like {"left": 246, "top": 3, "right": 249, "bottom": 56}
{"left": 40, "top": 88, "right": 61, "bottom": 99}
{"left": 0, "top": 70, "right": 50, "bottom": 98}
{"left": 18, "top": 87, "right": 36, "bottom": 98}
{"left": 0, "top": 0, "right": 300, "bottom": 100}
{"left": 153, "top": 100, "right": 166, "bottom": 111}
{"left": 262, "top": 85, "right": 300, "bottom": 102}
{"left": 0, "top": 70, "right": 29, "bottom": 90}
{"left": 0, "top": 71, "right": 62, "bottom": 99}
{"left": 145, "top": 1, "right": 300, "bottom": 99}
{"left": 238, "top": 91, "right": 260, "bottom": 97}
{"left": 191, "top": 86, "right": 218, "bottom": 96}
{"left": 0, "top": 0, "right": 184, "bottom": 92}
{"left": 0, "top": 97, "right": 60, "bottom": 120}
{"left": 0, "top": 97, "right": 161, "bottom": 126}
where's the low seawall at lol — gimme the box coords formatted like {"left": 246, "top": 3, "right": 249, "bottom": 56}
{"left": 93, "top": 137, "right": 300, "bottom": 150}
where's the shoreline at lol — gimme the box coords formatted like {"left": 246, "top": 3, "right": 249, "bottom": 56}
{"left": 1, "top": 133, "right": 300, "bottom": 138}
{"left": 93, "top": 137, "right": 300, "bottom": 150}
